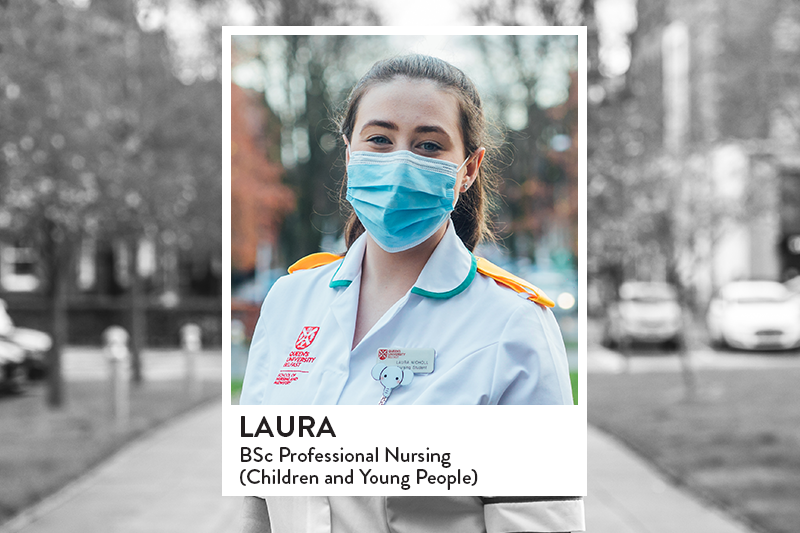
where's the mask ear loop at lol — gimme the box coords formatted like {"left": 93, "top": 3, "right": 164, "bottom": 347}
{"left": 342, "top": 135, "right": 351, "bottom": 159}
{"left": 457, "top": 152, "right": 471, "bottom": 173}
{"left": 458, "top": 152, "right": 473, "bottom": 191}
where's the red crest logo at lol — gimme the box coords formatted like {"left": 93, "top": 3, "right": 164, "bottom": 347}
{"left": 295, "top": 326, "right": 320, "bottom": 350}
{"left": 378, "top": 349, "right": 388, "bottom": 360}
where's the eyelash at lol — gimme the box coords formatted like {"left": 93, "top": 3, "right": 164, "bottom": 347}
{"left": 419, "top": 141, "right": 442, "bottom": 152}
{"left": 366, "top": 136, "right": 442, "bottom": 153}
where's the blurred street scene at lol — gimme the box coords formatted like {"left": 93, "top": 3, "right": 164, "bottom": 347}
{"left": 0, "top": 0, "right": 224, "bottom": 528}
{"left": 0, "top": 350, "right": 229, "bottom": 533}
{"left": 3, "top": 0, "right": 799, "bottom": 531}
{"left": 587, "top": 0, "right": 800, "bottom": 533}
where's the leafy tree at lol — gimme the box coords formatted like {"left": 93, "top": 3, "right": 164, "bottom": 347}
{"left": 470, "top": 0, "right": 584, "bottom": 26}
{"left": 0, "top": 0, "right": 222, "bottom": 406}
{"left": 472, "top": 35, "right": 579, "bottom": 264}
{"left": 231, "top": 82, "right": 294, "bottom": 275}
{"left": 233, "top": 34, "right": 387, "bottom": 261}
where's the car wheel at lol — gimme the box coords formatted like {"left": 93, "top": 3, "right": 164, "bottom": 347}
{"left": 603, "top": 334, "right": 618, "bottom": 349}
{"left": 665, "top": 335, "right": 685, "bottom": 351}
{"left": 3, "top": 363, "right": 27, "bottom": 394}
{"left": 710, "top": 335, "right": 728, "bottom": 350}
{"left": 601, "top": 324, "right": 617, "bottom": 349}
{"left": 25, "top": 355, "right": 48, "bottom": 380}
{"left": 618, "top": 335, "right": 633, "bottom": 353}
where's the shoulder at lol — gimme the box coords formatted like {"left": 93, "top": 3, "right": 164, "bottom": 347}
{"left": 456, "top": 262, "right": 559, "bottom": 340}
{"left": 473, "top": 257, "right": 555, "bottom": 309}
{"left": 287, "top": 252, "right": 343, "bottom": 274}
{"left": 466, "top": 260, "right": 565, "bottom": 359}
{"left": 264, "top": 253, "right": 344, "bottom": 303}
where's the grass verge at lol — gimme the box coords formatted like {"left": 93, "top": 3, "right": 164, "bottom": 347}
{"left": 570, "top": 370, "right": 578, "bottom": 405}
{"left": 589, "top": 367, "right": 800, "bottom": 533}
{"left": 0, "top": 376, "right": 219, "bottom": 524}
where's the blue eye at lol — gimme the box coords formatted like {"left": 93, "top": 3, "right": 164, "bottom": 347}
{"left": 368, "top": 136, "right": 391, "bottom": 145}
{"left": 419, "top": 141, "right": 441, "bottom": 152}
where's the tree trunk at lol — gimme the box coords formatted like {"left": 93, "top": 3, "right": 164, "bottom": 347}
{"left": 129, "top": 237, "right": 145, "bottom": 384}
{"left": 47, "top": 239, "right": 69, "bottom": 408}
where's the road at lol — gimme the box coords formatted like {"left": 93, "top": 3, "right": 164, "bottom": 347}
{"left": 587, "top": 318, "right": 800, "bottom": 374}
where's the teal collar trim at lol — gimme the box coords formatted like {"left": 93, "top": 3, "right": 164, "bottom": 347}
{"left": 328, "top": 258, "right": 351, "bottom": 288}
{"left": 410, "top": 253, "right": 477, "bottom": 300}
{"left": 326, "top": 224, "right": 474, "bottom": 297}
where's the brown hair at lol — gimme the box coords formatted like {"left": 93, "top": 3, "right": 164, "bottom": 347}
{"left": 337, "top": 54, "right": 498, "bottom": 252}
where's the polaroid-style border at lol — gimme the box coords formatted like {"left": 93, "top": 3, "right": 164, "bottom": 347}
{"left": 222, "top": 26, "right": 587, "bottom": 497}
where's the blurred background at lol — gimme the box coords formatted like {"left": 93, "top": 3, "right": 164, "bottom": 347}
{"left": 229, "top": 33, "right": 581, "bottom": 397}
{"left": 1, "top": 0, "right": 799, "bottom": 532}
{"left": 585, "top": 1, "right": 800, "bottom": 533}
{"left": 0, "top": 0, "right": 225, "bottom": 530}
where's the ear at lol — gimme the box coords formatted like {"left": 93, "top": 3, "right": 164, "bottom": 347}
{"left": 371, "top": 363, "right": 385, "bottom": 381}
{"left": 401, "top": 369, "right": 414, "bottom": 386}
{"left": 464, "top": 147, "right": 486, "bottom": 189}
{"left": 343, "top": 135, "right": 351, "bottom": 166}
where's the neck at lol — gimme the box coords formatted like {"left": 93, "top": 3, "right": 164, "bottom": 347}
{"left": 361, "top": 222, "right": 448, "bottom": 291}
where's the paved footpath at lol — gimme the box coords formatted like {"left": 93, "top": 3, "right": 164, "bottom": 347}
{"left": 3, "top": 408, "right": 758, "bottom": 533}
{"left": 585, "top": 425, "right": 755, "bottom": 533}
{"left": 0, "top": 343, "right": 757, "bottom": 533}
{"left": 0, "top": 401, "right": 242, "bottom": 533}
{"left": 585, "top": 321, "right": 758, "bottom": 533}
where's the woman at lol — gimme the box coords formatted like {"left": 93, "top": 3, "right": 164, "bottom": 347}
{"left": 240, "top": 54, "right": 573, "bottom": 407}
{"left": 240, "top": 54, "right": 583, "bottom": 532}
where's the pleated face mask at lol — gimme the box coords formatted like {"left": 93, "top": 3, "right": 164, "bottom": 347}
{"left": 346, "top": 150, "right": 466, "bottom": 253}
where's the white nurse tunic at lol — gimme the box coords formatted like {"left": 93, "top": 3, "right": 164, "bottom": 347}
{"left": 260, "top": 495, "right": 585, "bottom": 533}
{"left": 241, "top": 223, "right": 583, "bottom": 532}
{"left": 240, "top": 223, "right": 573, "bottom": 406}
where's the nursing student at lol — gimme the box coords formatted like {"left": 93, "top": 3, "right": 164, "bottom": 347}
{"left": 240, "top": 55, "right": 583, "bottom": 532}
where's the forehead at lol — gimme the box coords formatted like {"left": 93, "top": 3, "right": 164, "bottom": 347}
{"left": 354, "top": 78, "right": 462, "bottom": 136}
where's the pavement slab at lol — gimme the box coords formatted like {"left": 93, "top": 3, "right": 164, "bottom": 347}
{"left": 4, "top": 413, "right": 758, "bottom": 533}
{"left": 2, "top": 338, "right": 761, "bottom": 533}
{"left": 1, "top": 401, "right": 242, "bottom": 533}
{"left": 586, "top": 425, "right": 756, "bottom": 533}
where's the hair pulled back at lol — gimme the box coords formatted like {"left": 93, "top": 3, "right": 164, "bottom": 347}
{"left": 337, "top": 54, "right": 497, "bottom": 252}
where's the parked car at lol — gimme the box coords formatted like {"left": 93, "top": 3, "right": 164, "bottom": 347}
{"left": 0, "top": 299, "right": 52, "bottom": 392}
{"left": 603, "top": 281, "right": 683, "bottom": 350}
{"left": 707, "top": 281, "right": 800, "bottom": 351}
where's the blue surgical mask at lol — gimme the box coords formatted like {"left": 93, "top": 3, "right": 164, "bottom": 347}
{"left": 346, "top": 150, "right": 467, "bottom": 253}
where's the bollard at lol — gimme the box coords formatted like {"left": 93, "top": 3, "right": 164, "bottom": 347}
{"left": 180, "top": 323, "right": 202, "bottom": 400}
{"left": 103, "top": 326, "right": 130, "bottom": 431}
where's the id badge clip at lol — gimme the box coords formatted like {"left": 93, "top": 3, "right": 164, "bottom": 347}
{"left": 371, "top": 348, "right": 435, "bottom": 405}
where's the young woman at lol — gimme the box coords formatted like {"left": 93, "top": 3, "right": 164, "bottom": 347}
{"left": 240, "top": 54, "right": 583, "bottom": 532}
{"left": 240, "top": 54, "right": 574, "bottom": 407}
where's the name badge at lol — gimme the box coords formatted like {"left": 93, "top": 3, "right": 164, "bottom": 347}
{"left": 375, "top": 348, "right": 435, "bottom": 374}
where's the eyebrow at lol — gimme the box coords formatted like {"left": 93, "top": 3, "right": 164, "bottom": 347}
{"left": 414, "top": 125, "right": 450, "bottom": 138}
{"left": 361, "top": 120, "right": 398, "bottom": 132}
{"left": 360, "top": 120, "right": 452, "bottom": 140}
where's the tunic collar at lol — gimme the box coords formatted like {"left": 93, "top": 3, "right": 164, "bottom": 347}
{"left": 329, "top": 221, "right": 477, "bottom": 299}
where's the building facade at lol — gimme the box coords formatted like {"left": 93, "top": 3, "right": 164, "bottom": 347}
{"left": 627, "top": 0, "right": 800, "bottom": 301}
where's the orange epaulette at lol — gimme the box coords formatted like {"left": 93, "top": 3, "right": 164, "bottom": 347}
{"left": 287, "top": 252, "right": 343, "bottom": 274}
{"left": 287, "top": 253, "right": 555, "bottom": 308}
{"left": 475, "top": 257, "right": 555, "bottom": 308}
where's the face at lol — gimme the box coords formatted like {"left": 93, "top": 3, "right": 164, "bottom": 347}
{"left": 346, "top": 78, "right": 484, "bottom": 202}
